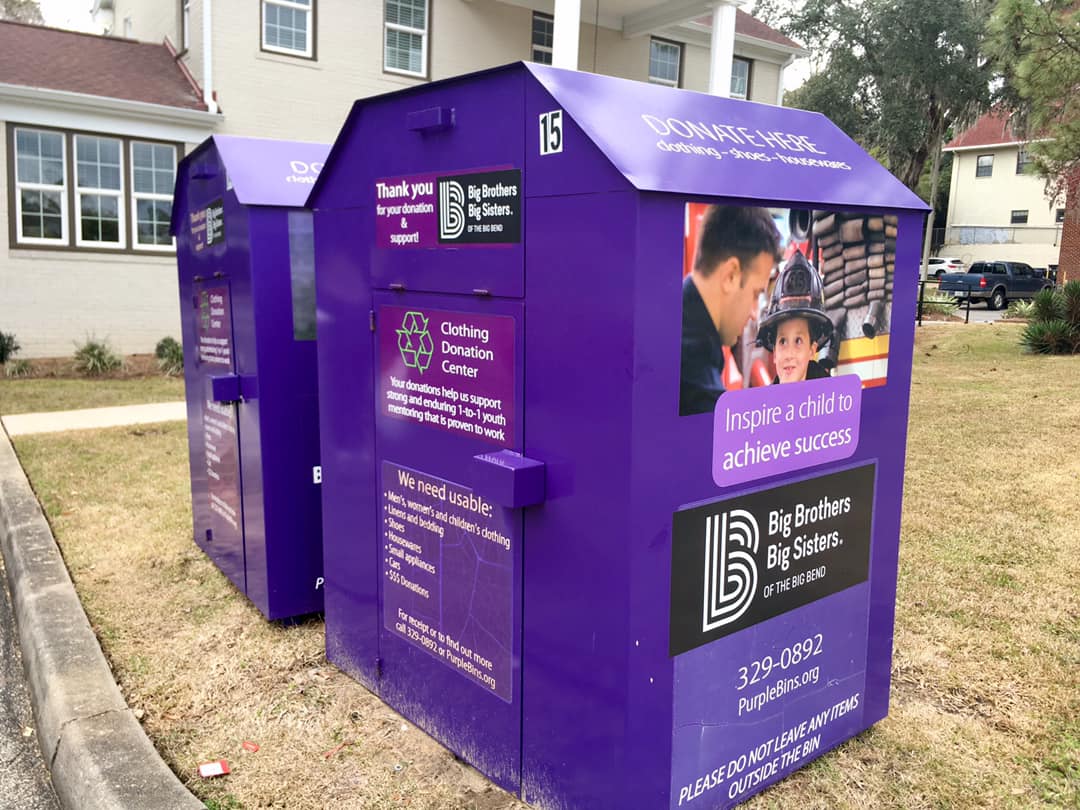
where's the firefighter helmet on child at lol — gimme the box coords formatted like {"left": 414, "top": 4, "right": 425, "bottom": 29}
{"left": 756, "top": 250, "right": 833, "bottom": 352}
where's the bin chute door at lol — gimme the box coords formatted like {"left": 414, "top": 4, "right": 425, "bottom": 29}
{"left": 372, "top": 290, "right": 524, "bottom": 792}
{"left": 192, "top": 280, "right": 247, "bottom": 595}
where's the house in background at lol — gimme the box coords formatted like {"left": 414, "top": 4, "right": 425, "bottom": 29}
{"left": 3, "top": 1, "right": 806, "bottom": 357}
{"left": 98, "top": 0, "right": 806, "bottom": 144}
{"left": 941, "top": 109, "right": 1063, "bottom": 271}
{"left": 0, "top": 20, "right": 219, "bottom": 358}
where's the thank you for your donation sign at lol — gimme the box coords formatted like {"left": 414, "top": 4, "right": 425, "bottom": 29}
{"left": 375, "top": 169, "right": 521, "bottom": 248}
{"left": 378, "top": 306, "right": 515, "bottom": 447}
{"left": 669, "top": 463, "right": 874, "bottom": 657}
{"left": 714, "top": 375, "right": 861, "bottom": 488}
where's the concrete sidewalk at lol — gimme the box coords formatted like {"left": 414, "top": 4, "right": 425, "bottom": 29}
{"left": 0, "top": 407, "right": 202, "bottom": 810}
{"left": 1, "top": 401, "right": 186, "bottom": 437}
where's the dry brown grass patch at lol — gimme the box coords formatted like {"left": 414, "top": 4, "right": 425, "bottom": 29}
{"left": 11, "top": 322, "right": 1080, "bottom": 809}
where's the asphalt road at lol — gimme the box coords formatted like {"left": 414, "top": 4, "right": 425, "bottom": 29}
{"left": 0, "top": 555, "right": 59, "bottom": 810}
{"left": 958, "top": 303, "right": 1006, "bottom": 323}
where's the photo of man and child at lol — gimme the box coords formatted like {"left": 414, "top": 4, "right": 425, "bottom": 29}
{"left": 679, "top": 203, "right": 896, "bottom": 417}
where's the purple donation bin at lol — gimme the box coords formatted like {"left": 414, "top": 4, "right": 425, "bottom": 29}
{"left": 172, "top": 135, "right": 328, "bottom": 620}
{"left": 309, "top": 64, "right": 929, "bottom": 808}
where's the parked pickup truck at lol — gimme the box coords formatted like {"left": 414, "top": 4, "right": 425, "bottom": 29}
{"left": 938, "top": 260, "right": 1055, "bottom": 310}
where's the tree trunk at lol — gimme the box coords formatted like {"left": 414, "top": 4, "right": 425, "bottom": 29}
{"left": 920, "top": 136, "right": 944, "bottom": 282}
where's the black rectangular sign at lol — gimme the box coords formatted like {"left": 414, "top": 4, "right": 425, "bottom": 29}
{"left": 670, "top": 464, "right": 875, "bottom": 656}
{"left": 436, "top": 170, "right": 521, "bottom": 244}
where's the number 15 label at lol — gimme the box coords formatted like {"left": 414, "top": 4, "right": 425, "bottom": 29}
{"left": 539, "top": 109, "right": 563, "bottom": 155}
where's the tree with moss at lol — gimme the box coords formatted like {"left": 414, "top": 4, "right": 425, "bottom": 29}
{"left": 0, "top": 0, "right": 43, "bottom": 24}
{"left": 990, "top": 0, "right": 1080, "bottom": 203}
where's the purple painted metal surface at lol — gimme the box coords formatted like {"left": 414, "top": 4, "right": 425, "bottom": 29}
{"left": 311, "top": 63, "right": 924, "bottom": 809}
{"left": 470, "top": 450, "right": 546, "bottom": 509}
{"left": 173, "top": 137, "right": 328, "bottom": 620}
{"left": 524, "top": 63, "right": 928, "bottom": 213}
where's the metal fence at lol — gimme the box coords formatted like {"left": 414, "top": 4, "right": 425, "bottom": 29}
{"left": 917, "top": 279, "right": 974, "bottom": 326}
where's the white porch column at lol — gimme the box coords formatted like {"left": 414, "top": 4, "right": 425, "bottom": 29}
{"left": 708, "top": 1, "right": 738, "bottom": 97}
{"left": 553, "top": 0, "right": 581, "bottom": 70}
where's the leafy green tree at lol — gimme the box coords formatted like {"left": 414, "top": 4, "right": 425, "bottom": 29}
{"left": 784, "top": 0, "right": 993, "bottom": 276}
{"left": 0, "top": 0, "right": 44, "bottom": 24}
{"left": 990, "top": 0, "right": 1080, "bottom": 201}
{"left": 786, "top": 0, "right": 993, "bottom": 191}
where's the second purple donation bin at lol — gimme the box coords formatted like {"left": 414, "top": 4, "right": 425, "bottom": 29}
{"left": 173, "top": 135, "right": 328, "bottom": 620}
{"left": 310, "top": 64, "right": 928, "bottom": 808}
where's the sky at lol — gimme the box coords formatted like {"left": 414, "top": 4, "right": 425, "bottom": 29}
{"left": 39, "top": 0, "right": 99, "bottom": 32}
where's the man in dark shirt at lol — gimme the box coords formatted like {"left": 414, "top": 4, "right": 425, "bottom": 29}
{"left": 679, "top": 206, "right": 781, "bottom": 416}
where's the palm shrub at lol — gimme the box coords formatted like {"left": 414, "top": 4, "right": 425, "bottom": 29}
{"left": 73, "top": 337, "right": 122, "bottom": 375}
{"left": 154, "top": 337, "right": 184, "bottom": 376}
{"left": 1005, "top": 298, "right": 1035, "bottom": 319}
{"left": 0, "top": 331, "right": 19, "bottom": 364}
{"left": 1032, "top": 288, "right": 1063, "bottom": 323}
{"left": 921, "top": 290, "right": 959, "bottom": 317}
{"left": 1020, "top": 281, "right": 1080, "bottom": 355}
{"left": 1020, "top": 319, "right": 1077, "bottom": 354}
{"left": 1062, "top": 280, "right": 1080, "bottom": 329}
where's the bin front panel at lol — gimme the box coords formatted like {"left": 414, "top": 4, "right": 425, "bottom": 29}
{"left": 372, "top": 290, "right": 525, "bottom": 790}
{"left": 191, "top": 277, "right": 247, "bottom": 594}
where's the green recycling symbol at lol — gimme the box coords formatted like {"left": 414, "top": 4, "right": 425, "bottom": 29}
{"left": 396, "top": 311, "right": 434, "bottom": 373}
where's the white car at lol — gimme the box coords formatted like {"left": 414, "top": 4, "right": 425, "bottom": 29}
{"left": 923, "top": 257, "right": 965, "bottom": 278}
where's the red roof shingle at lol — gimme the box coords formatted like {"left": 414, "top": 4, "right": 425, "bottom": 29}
{"left": 945, "top": 109, "right": 1022, "bottom": 150}
{"left": 734, "top": 9, "right": 805, "bottom": 51}
{"left": 695, "top": 9, "right": 806, "bottom": 52}
{"left": 0, "top": 20, "right": 206, "bottom": 111}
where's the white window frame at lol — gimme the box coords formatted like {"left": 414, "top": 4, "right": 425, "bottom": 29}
{"left": 130, "top": 141, "right": 177, "bottom": 252}
{"left": 13, "top": 126, "right": 68, "bottom": 246}
{"left": 731, "top": 57, "right": 751, "bottom": 99}
{"left": 976, "top": 154, "right": 993, "bottom": 177}
{"left": 262, "top": 0, "right": 313, "bottom": 58}
{"left": 74, "top": 134, "right": 125, "bottom": 249}
{"left": 649, "top": 38, "right": 682, "bottom": 87}
{"left": 531, "top": 11, "right": 553, "bottom": 65}
{"left": 384, "top": 0, "right": 429, "bottom": 78}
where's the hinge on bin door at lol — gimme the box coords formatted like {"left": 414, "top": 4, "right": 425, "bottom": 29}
{"left": 375, "top": 657, "right": 384, "bottom": 678}
{"left": 369, "top": 310, "right": 376, "bottom": 332}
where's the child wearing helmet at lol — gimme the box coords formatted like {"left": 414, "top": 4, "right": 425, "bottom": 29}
{"left": 756, "top": 251, "right": 834, "bottom": 384}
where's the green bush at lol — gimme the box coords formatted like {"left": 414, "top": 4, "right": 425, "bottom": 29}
{"left": 1005, "top": 299, "right": 1036, "bottom": 319}
{"left": 4, "top": 359, "right": 32, "bottom": 378}
{"left": 154, "top": 337, "right": 184, "bottom": 376}
{"left": 0, "top": 331, "right": 19, "bottom": 364}
{"left": 1020, "top": 319, "right": 1078, "bottom": 355}
{"left": 1061, "top": 280, "right": 1080, "bottom": 329}
{"left": 1032, "top": 288, "right": 1063, "bottom": 323}
{"left": 921, "top": 290, "right": 959, "bottom": 317}
{"left": 73, "top": 337, "right": 122, "bottom": 376}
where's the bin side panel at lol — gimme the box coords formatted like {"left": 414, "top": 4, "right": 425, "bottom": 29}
{"left": 521, "top": 192, "right": 640, "bottom": 810}
{"left": 315, "top": 206, "right": 381, "bottom": 687}
{"left": 176, "top": 162, "right": 250, "bottom": 600}
{"left": 861, "top": 210, "right": 923, "bottom": 724}
{"left": 247, "top": 207, "right": 324, "bottom": 620}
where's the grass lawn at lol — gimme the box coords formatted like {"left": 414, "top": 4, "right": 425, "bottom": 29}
{"left": 0, "top": 377, "right": 185, "bottom": 416}
{"left": 10, "top": 322, "right": 1079, "bottom": 809}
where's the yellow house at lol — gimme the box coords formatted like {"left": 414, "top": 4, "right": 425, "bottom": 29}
{"left": 942, "top": 109, "right": 1063, "bottom": 270}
